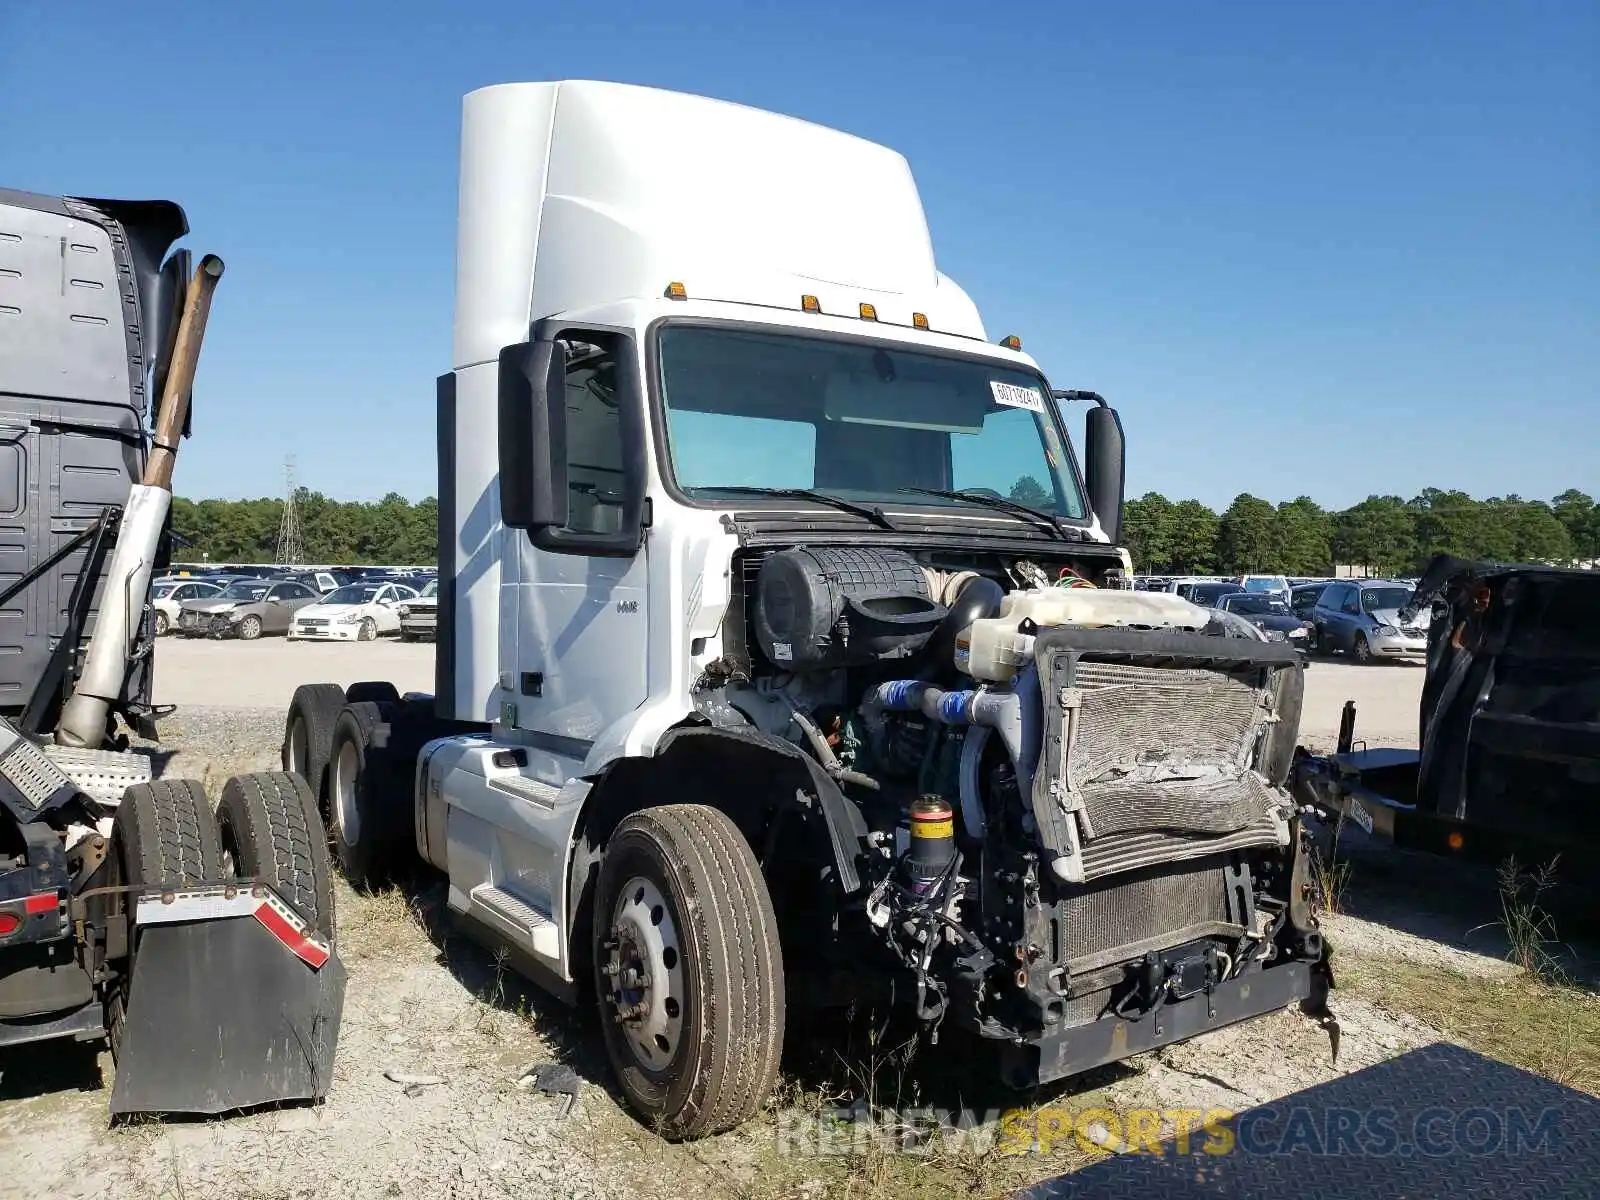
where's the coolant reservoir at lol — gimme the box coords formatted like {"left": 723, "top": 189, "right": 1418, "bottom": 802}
{"left": 957, "top": 588, "right": 1212, "bottom": 682}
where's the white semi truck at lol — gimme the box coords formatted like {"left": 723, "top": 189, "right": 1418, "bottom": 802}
{"left": 286, "top": 81, "right": 1330, "bottom": 1138}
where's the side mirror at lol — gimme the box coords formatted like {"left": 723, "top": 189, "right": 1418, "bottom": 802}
{"left": 497, "top": 340, "right": 568, "bottom": 530}
{"left": 1083, "top": 402, "right": 1126, "bottom": 546}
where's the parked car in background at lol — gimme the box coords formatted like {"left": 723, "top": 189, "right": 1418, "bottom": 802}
{"left": 177, "top": 578, "right": 321, "bottom": 640}
{"left": 1187, "top": 581, "right": 1248, "bottom": 608}
{"left": 1290, "top": 581, "right": 1331, "bottom": 620}
{"left": 1236, "top": 574, "right": 1291, "bottom": 601}
{"left": 396, "top": 578, "right": 438, "bottom": 642}
{"left": 1309, "top": 579, "right": 1427, "bottom": 662}
{"left": 289, "top": 581, "right": 418, "bottom": 642}
{"left": 280, "top": 569, "right": 358, "bottom": 594}
{"left": 152, "top": 578, "right": 222, "bottom": 635}
{"left": 1219, "top": 592, "right": 1313, "bottom": 645}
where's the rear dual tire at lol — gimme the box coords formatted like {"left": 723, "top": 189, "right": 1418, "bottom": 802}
{"left": 283, "top": 683, "right": 347, "bottom": 804}
{"left": 327, "top": 700, "right": 424, "bottom": 890}
{"left": 216, "top": 772, "right": 336, "bottom": 940}
{"left": 107, "top": 773, "right": 336, "bottom": 1057}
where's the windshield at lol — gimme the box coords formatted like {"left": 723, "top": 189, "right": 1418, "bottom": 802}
{"left": 656, "top": 326, "right": 1087, "bottom": 519}
{"left": 1361, "top": 586, "right": 1413, "bottom": 613}
{"left": 421, "top": 579, "right": 438, "bottom": 597}
{"left": 1226, "top": 595, "right": 1291, "bottom": 616}
{"left": 325, "top": 585, "right": 382, "bottom": 605}
{"left": 153, "top": 583, "right": 175, "bottom": 598}
{"left": 217, "top": 583, "right": 269, "bottom": 601}
{"left": 1192, "top": 585, "right": 1242, "bottom": 605}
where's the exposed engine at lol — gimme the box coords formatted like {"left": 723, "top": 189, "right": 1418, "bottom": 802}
{"left": 707, "top": 545, "right": 1325, "bottom": 1082}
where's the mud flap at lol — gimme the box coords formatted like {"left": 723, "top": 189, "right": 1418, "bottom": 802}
{"left": 108, "top": 907, "right": 346, "bottom": 1117}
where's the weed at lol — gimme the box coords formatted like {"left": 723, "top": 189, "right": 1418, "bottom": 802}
{"left": 1489, "top": 856, "right": 1567, "bottom": 983}
{"left": 1309, "top": 809, "right": 1352, "bottom": 916}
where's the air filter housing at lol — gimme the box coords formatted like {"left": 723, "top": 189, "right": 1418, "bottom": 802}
{"left": 753, "top": 547, "right": 946, "bottom": 671}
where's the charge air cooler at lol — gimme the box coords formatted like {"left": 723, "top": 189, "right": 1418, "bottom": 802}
{"left": 1030, "top": 626, "right": 1303, "bottom": 885}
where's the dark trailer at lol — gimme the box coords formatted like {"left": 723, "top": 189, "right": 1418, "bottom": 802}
{"left": 1295, "top": 555, "right": 1600, "bottom": 896}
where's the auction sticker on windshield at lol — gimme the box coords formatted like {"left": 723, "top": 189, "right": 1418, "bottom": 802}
{"left": 990, "top": 381, "right": 1044, "bottom": 412}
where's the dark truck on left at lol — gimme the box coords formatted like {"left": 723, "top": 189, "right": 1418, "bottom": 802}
{"left": 0, "top": 189, "right": 344, "bottom": 1116}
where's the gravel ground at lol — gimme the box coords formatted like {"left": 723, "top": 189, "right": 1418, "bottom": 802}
{"left": 0, "top": 647, "right": 1520, "bottom": 1200}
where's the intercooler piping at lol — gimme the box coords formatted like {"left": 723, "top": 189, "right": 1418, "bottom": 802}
{"left": 866, "top": 674, "right": 1041, "bottom": 841}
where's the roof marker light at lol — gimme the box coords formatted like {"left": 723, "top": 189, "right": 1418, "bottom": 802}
{"left": 858, "top": 303, "right": 878, "bottom": 321}
{"left": 1000, "top": 334, "right": 1022, "bottom": 350}
{"left": 665, "top": 282, "right": 688, "bottom": 300}
{"left": 801, "top": 294, "right": 821, "bottom": 313}
{"left": 912, "top": 312, "right": 930, "bottom": 330}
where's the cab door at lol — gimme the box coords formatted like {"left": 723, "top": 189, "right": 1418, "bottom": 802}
{"left": 503, "top": 327, "right": 649, "bottom": 749}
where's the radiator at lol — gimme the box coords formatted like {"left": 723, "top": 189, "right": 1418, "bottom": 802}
{"left": 1034, "top": 629, "right": 1300, "bottom": 884}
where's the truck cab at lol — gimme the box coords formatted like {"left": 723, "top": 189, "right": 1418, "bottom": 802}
{"left": 305, "top": 81, "right": 1327, "bottom": 1140}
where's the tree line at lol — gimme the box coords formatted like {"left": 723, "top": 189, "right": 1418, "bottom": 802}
{"left": 171, "top": 491, "right": 437, "bottom": 565}
{"left": 1112, "top": 487, "right": 1597, "bottom": 577}
{"left": 173, "top": 485, "right": 1600, "bottom": 577}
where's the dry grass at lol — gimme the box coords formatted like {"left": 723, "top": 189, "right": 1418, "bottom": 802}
{"left": 1339, "top": 957, "right": 1600, "bottom": 1095}
{"left": 1334, "top": 854, "right": 1600, "bottom": 1096}
{"left": 336, "top": 884, "right": 434, "bottom": 962}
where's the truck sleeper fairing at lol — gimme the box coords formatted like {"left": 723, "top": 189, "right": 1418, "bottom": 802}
{"left": 0, "top": 189, "right": 190, "bottom": 730}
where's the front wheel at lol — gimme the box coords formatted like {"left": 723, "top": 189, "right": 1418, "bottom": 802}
{"left": 237, "top": 615, "right": 263, "bottom": 641}
{"left": 357, "top": 617, "right": 377, "bottom": 642}
{"left": 1353, "top": 632, "right": 1373, "bottom": 664}
{"left": 594, "top": 805, "right": 784, "bottom": 1140}
{"left": 154, "top": 611, "right": 169, "bottom": 637}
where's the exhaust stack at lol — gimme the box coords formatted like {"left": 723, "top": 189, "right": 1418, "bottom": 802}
{"left": 56, "top": 254, "right": 224, "bottom": 749}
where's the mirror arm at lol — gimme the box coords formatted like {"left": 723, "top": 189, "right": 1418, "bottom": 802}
{"left": 1052, "top": 389, "right": 1108, "bottom": 408}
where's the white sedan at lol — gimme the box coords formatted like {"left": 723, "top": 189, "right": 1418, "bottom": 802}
{"left": 288, "top": 582, "right": 418, "bottom": 642}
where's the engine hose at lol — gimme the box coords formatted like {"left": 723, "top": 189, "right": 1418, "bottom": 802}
{"left": 869, "top": 674, "right": 1039, "bottom": 835}
{"left": 788, "top": 703, "right": 880, "bottom": 791}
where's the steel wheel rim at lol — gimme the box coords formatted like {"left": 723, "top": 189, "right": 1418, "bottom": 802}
{"left": 606, "top": 876, "right": 685, "bottom": 1072}
{"left": 334, "top": 739, "right": 361, "bottom": 845}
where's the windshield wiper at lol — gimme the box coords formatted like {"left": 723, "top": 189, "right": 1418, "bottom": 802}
{"left": 705, "top": 486, "right": 896, "bottom": 530}
{"left": 897, "top": 487, "right": 1077, "bottom": 541}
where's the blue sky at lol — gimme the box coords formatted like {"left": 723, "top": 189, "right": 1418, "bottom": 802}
{"left": 3, "top": 1, "right": 1594, "bottom": 511}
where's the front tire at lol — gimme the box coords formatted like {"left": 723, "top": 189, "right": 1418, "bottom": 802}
{"left": 357, "top": 617, "right": 377, "bottom": 642}
{"left": 594, "top": 805, "right": 784, "bottom": 1140}
{"left": 1353, "top": 632, "right": 1373, "bottom": 664}
{"left": 154, "top": 611, "right": 169, "bottom": 637}
{"left": 237, "top": 615, "right": 263, "bottom": 641}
